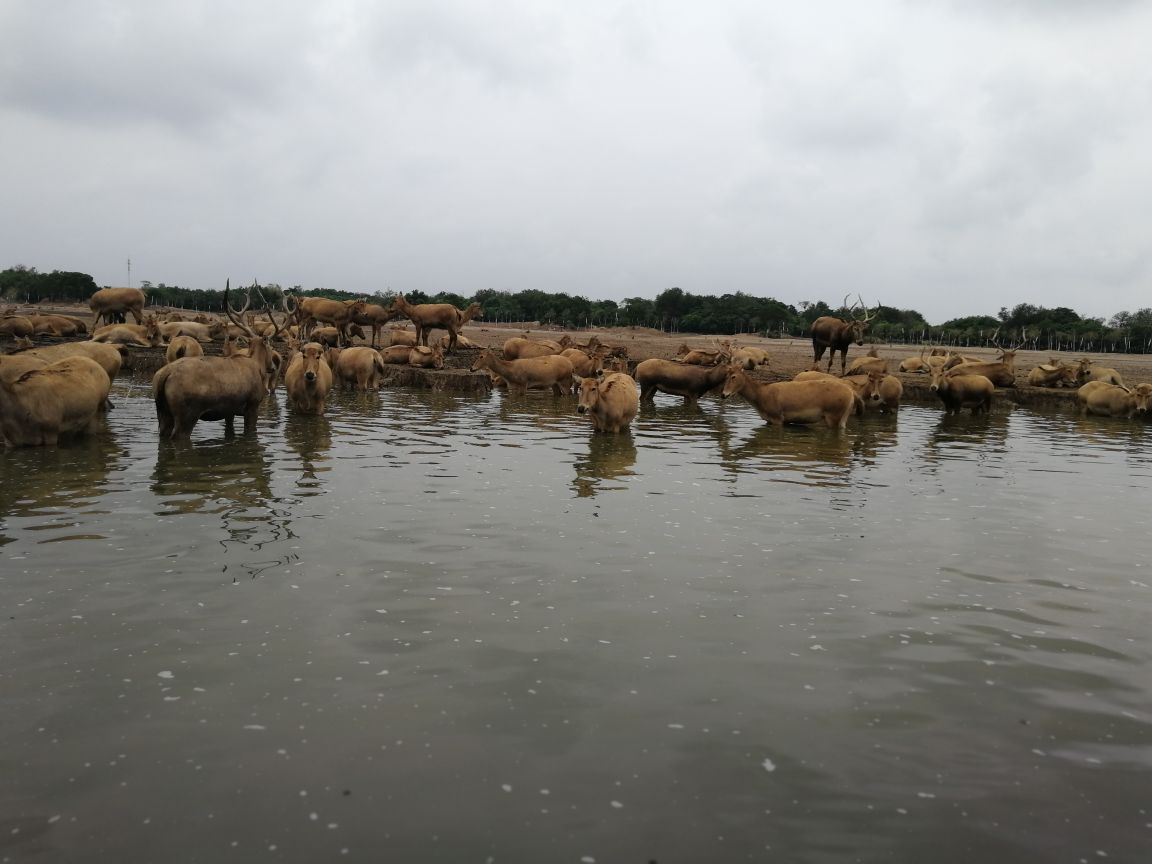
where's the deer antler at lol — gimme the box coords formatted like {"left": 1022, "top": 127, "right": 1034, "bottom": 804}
{"left": 858, "top": 295, "right": 878, "bottom": 323}
{"left": 224, "top": 280, "right": 257, "bottom": 338}
{"left": 250, "top": 282, "right": 289, "bottom": 341}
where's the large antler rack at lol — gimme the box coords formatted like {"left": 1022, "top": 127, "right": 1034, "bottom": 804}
{"left": 988, "top": 327, "right": 1025, "bottom": 353}
{"left": 842, "top": 294, "right": 878, "bottom": 323}
{"left": 223, "top": 279, "right": 256, "bottom": 339}
{"left": 254, "top": 282, "right": 289, "bottom": 341}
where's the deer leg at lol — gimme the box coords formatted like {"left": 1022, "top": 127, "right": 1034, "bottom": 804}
{"left": 242, "top": 405, "right": 260, "bottom": 433}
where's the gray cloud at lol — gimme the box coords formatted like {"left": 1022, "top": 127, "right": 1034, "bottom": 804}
{"left": 2, "top": 0, "right": 1150, "bottom": 324}
{"left": 0, "top": 2, "right": 328, "bottom": 132}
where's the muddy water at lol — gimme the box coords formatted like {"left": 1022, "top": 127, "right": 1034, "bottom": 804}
{"left": 2, "top": 378, "right": 1150, "bottom": 863}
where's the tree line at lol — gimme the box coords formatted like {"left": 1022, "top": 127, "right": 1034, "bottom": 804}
{"left": 3, "top": 265, "right": 1150, "bottom": 353}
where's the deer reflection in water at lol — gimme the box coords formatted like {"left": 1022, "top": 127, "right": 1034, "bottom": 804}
{"left": 919, "top": 407, "right": 1012, "bottom": 480}
{"left": 283, "top": 413, "right": 334, "bottom": 491}
{"left": 0, "top": 432, "right": 122, "bottom": 535}
{"left": 151, "top": 437, "right": 296, "bottom": 574}
{"left": 715, "top": 413, "right": 901, "bottom": 509}
{"left": 718, "top": 423, "right": 855, "bottom": 484}
{"left": 572, "top": 432, "right": 638, "bottom": 498}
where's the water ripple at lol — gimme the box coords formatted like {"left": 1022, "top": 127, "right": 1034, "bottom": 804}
{"left": 2, "top": 373, "right": 1150, "bottom": 863}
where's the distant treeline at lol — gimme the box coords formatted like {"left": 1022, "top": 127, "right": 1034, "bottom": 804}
{"left": 3, "top": 265, "right": 1151, "bottom": 353}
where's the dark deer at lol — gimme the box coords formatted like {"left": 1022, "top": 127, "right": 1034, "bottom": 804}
{"left": 810, "top": 295, "right": 878, "bottom": 374}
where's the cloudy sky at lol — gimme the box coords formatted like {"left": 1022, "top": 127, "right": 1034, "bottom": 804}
{"left": 2, "top": 0, "right": 1149, "bottom": 324}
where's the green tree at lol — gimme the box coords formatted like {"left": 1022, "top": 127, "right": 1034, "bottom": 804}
{"left": 621, "top": 297, "right": 655, "bottom": 327}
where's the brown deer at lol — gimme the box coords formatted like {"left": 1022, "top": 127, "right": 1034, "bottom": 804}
{"left": 810, "top": 295, "right": 878, "bottom": 374}
{"left": 152, "top": 282, "right": 286, "bottom": 438}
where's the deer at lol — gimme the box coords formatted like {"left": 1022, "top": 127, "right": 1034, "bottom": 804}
{"left": 89, "top": 287, "right": 146, "bottom": 328}
{"left": 810, "top": 295, "right": 878, "bottom": 374}
{"left": 390, "top": 295, "right": 478, "bottom": 353}
{"left": 152, "top": 282, "right": 286, "bottom": 438}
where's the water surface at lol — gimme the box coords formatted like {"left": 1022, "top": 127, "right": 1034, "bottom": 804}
{"left": 2, "top": 379, "right": 1150, "bottom": 863}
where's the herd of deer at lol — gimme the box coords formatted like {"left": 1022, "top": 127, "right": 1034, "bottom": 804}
{"left": 1, "top": 289, "right": 1149, "bottom": 447}
{"left": 635, "top": 296, "right": 1150, "bottom": 427}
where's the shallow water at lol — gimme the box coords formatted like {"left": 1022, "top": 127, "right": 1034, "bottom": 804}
{"left": 2, "top": 379, "right": 1150, "bottom": 863}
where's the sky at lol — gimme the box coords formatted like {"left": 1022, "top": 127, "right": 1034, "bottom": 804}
{"left": 2, "top": 0, "right": 1149, "bottom": 325}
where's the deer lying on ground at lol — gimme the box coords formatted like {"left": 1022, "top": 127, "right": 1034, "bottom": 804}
{"left": 502, "top": 336, "right": 562, "bottom": 360}
{"left": 165, "top": 335, "right": 204, "bottom": 364}
{"left": 675, "top": 340, "right": 731, "bottom": 366}
{"left": 898, "top": 347, "right": 930, "bottom": 373}
{"left": 845, "top": 345, "right": 888, "bottom": 376}
{"left": 1027, "top": 360, "right": 1077, "bottom": 388}
{"left": 158, "top": 320, "right": 213, "bottom": 343}
{"left": 379, "top": 345, "right": 415, "bottom": 365}
{"left": 28, "top": 314, "right": 86, "bottom": 336}
{"left": 946, "top": 340, "right": 1020, "bottom": 387}
{"left": 924, "top": 352, "right": 953, "bottom": 373}
{"left": 731, "top": 346, "right": 771, "bottom": 371}
{"left": 1075, "top": 358, "right": 1124, "bottom": 387}
{"left": 561, "top": 334, "right": 602, "bottom": 353}
{"left": 310, "top": 324, "right": 366, "bottom": 348}
{"left": 91, "top": 318, "right": 163, "bottom": 347}
{"left": 1, "top": 315, "right": 34, "bottom": 339}
{"left": 438, "top": 333, "right": 479, "bottom": 349}
{"left": 383, "top": 328, "right": 418, "bottom": 347}
{"left": 407, "top": 344, "right": 445, "bottom": 369}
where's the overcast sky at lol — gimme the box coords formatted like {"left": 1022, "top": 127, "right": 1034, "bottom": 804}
{"left": 2, "top": 1, "right": 1149, "bottom": 324}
